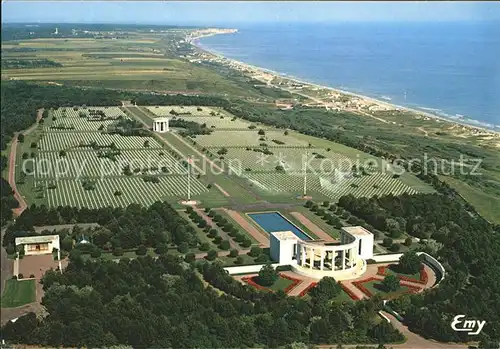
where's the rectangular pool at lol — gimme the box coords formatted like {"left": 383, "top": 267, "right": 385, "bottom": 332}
{"left": 248, "top": 212, "right": 311, "bottom": 241}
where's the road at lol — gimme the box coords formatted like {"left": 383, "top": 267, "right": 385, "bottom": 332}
{"left": 7, "top": 109, "right": 44, "bottom": 217}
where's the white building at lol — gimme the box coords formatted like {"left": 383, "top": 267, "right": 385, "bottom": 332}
{"left": 15, "top": 235, "right": 60, "bottom": 256}
{"left": 270, "top": 226, "right": 374, "bottom": 280}
{"left": 152, "top": 117, "right": 170, "bottom": 133}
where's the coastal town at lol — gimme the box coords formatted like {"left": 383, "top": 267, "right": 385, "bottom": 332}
{"left": 184, "top": 29, "right": 499, "bottom": 147}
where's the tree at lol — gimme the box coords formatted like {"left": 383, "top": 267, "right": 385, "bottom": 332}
{"left": 184, "top": 252, "right": 195, "bottom": 263}
{"left": 199, "top": 242, "right": 210, "bottom": 251}
{"left": 258, "top": 129, "right": 265, "bottom": 135}
{"left": 382, "top": 237, "right": 393, "bottom": 247}
{"left": 136, "top": 245, "right": 147, "bottom": 256}
{"left": 219, "top": 240, "right": 230, "bottom": 250}
{"left": 398, "top": 250, "right": 423, "bottom": 274}
{"left": 382, "top": 275, "right": 400, "bottom": 292}
{"left": 309, "top": 276, "right": 341, "bottom": 301}
{"left": 404, "top": 237, "right": 413, "bottom": 246}
{"left": 17, "top": 134, "right": 24, "bottom": 143}
{"left": 258, "top": 263, "right": 278, "bottom": 286}
{"left": 249, "top": 246, "right": 262, "bottom": 257}
{"left": 112, "top": 247, "right": 124, "bottom": 256}
{"left": 206, "top": 249, "right": 218, "bottom": 261}
{"left": 229, "top": 249, "right": 238, "bottom": 258}
{"left": 240, "top": 239, "right": 252, "bottom": 248}
{"left": 177, "top": 242, "right": 189, "bottom": 253}
{"left": 235, "top": 256, "right": 244, "bottom": 265}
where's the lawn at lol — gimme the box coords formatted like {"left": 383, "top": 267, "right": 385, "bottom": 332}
{"left": 243, "top": 274, "right": 301, "bottom": 293}
{"left": 1, "top": 279, "right": 36, "bottom": 308}
{"left": 361, "top": 279, "right": 414, "bottom": 298}
{"left": 384, "top": 264, "right": 421, "bottom": 280}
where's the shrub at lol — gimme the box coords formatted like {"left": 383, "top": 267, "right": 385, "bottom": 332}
{"left": 29, "top": 274, "right": 35, "bottom": 279}
{"left": 389, "top": 243, "right": 401, "bottom": 252}
{"left": 112, "top": 247, "right": 124, "bottom": 256}
{"left": 18, "top": 273, "right": 24, "bottom": 279}
{"left": 136, "top": 245, "right": 147, "bottom": 256}
{"left": 199, "top": 242, "right": 210, "bottom": 252}
{"left": 322, "top": 201, "right": 330, "bottom": 207}
{"left": 235, "top": 256, "right": 244, "bottom": 265}
{"left": 177, "top": 242, "right": 189, "bottom": 253}
{"left": 249, "top": 246, "right": 262, "bottom": 257}
{"left": 255, "top": 254, "right": 269, "bottom": 263}
{"left": 383, "top": 238, "right": 394, "bottom": 247}
{"left": 184, "top": 252, "right": 196, "bottom": 263}
{"left": 154, "top": 243, "right": 168, "bottom": 255}
{"left": 404, "top": 237, "right": 413, "bottom": 246}
{"left": 206, "top": 250, "right": 218, "bottom": 261}
{"left": 229, "top": 249, "right": 238, "bottom": 257}
{"left": 90, "top": 249, "right": 102, "bottom": 258}
{"left": 240, "top": 239, "right": 252, "bottom": 248}
{"left": 5, "top": 245, "right": 15, "bottom": 255}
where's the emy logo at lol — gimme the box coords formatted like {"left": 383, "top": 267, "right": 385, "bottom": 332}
{"left": 451, "top": 315, "right": 486, "bottom": 335}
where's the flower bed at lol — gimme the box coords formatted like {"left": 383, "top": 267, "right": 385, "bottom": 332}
{"left": 298, "top": 282, "right": 318, "bottom": 297}
{"left": 242, "top": 273, "right": 302, "bottom": 294}
{"left": 340, "top": 283, "right": 362, "bottom": 301}
{"left": 352, "top": 277, "right": 377, "bottom": 297}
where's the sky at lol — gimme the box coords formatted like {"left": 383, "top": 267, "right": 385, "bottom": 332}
{"left": 2, "top": 1, "right": 500, "bottom": 25}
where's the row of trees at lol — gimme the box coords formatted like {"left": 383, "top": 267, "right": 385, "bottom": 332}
{"left": 3, "top": 201, "right": 199, "bottom": 253}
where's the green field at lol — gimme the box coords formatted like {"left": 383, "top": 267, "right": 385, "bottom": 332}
{"left": 361, "top": 279, "right": 414, "bottom": 299}
{"left": 1, "top": 279, "right": 36, "bottom": 308}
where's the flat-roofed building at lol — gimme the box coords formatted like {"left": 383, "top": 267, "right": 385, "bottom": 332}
{"left": 15, "top": 235, "right": 60, "bottom": 256}
{"left": 270, "top": 226, "right": 374, "bottom": 281}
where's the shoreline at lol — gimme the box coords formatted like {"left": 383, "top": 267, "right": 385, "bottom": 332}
{"left": 190, "top": 29, "right": 499, "bottom": 135}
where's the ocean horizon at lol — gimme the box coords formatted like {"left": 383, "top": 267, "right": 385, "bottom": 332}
{"left": 198, "top": 21, "right": 499, "bottom": 130}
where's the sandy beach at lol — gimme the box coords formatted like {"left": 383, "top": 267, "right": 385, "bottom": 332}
{"left": 188, "top": 29, "right": 499, "bottom": 136}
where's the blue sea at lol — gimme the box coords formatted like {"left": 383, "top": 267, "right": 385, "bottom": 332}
{"left": 198, "top": 22, "right": 500, "bottom": 129}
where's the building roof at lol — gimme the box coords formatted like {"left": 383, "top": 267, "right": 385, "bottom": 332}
{"left": 15, "top": 235, "right": 59, "bottom": 245}
{"left": 342, "top": 226, "right": 373, "bottom": 237}
{"left": 271, "top": 231, "right": 301, "bottom": 241}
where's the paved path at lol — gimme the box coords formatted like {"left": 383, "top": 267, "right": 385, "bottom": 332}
{"left": 222, "top": 208, "right": 269, "bottom": 247}
{"left": 280, "top": 271, "right": 317, "bottom": 296}
{"left": 214, "top": 182, "right": 230, "bottom": 197}
{"left": 289, "top": 211, "right": 336, "bottom": 241}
